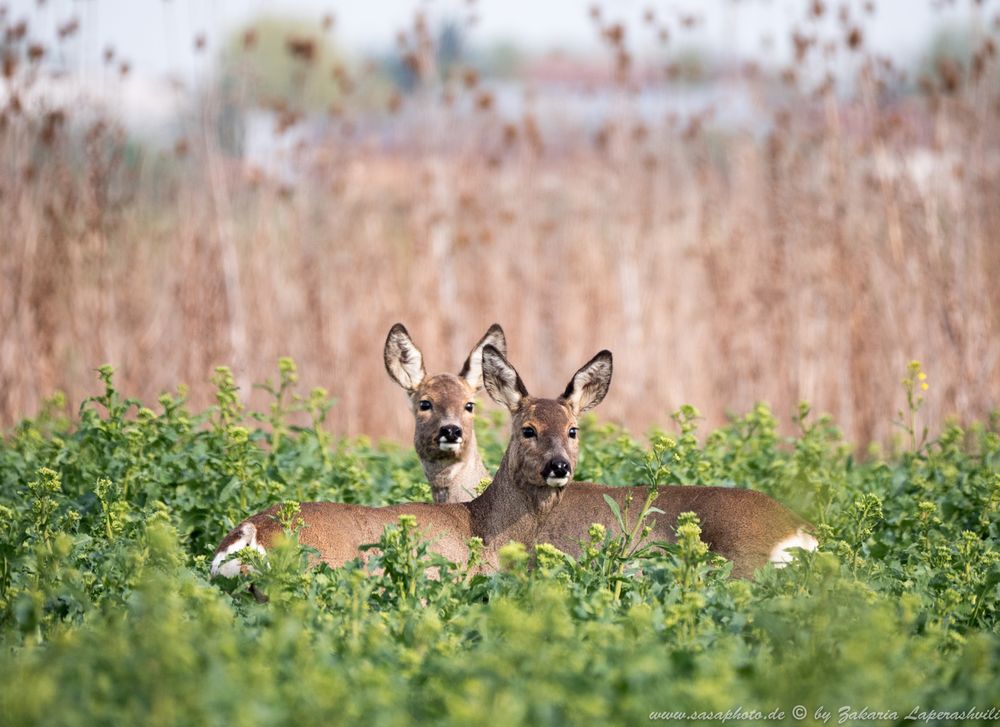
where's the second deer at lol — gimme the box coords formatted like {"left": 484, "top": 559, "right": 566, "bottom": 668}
{"left": 383, "top": 322, "right": 505, "bottom": 504}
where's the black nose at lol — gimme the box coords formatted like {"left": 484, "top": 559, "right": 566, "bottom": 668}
{"left": 439, "top": 425, "right": 462, "bottom": 443}
{"left": 543, "top": 459, "right": 571, "bottom": 479}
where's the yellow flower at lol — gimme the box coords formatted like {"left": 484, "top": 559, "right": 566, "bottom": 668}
{"left": 921, "top": 382, "right": 929, "bottom": 391}
{"left": 918, "top": 372, "right": 927, "bottom": 381}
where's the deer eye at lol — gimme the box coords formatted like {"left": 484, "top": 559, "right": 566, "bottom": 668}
{"left": 418, "top": 400, "right": 432, "bottom": 411}
{"left": 522, "top": 426, "right": 537, "bottom": 439}
{"left": 568, "top": 427, "right": 578, "bottom": 439}
{"left": 464, "top": 402, "right": 475, "bottom": 413}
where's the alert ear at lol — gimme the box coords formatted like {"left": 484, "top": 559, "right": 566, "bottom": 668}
{"left": 384, "top": 323, "right": 426, "bottom": 393}
{"left": 560, "top": 350, "right": 613, "bottom": 415}
{"left": 459, "top": 324, "right": 507, "bottom": 391}
{"left": 482, "top": 344, "right": 528, "bottom": 412}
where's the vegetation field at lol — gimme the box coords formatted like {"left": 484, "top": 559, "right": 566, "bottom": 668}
{"left": 1, "top": 363, "right": 997, "bottom": 725}
{"left": 2, "top": 2, "right": 1000, "bottom": 724}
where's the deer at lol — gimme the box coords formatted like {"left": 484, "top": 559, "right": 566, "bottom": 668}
{"left": 474, "top": 346, "right": 816, "bottom": 578}
{"left": 210, "top": 345, "right": 615, "bottom": 577}
{"left": 391, "top": 338, "right": 816, "bottom": 579}
{"left": 383, "top": 322, "right": 505, "bottom": 504}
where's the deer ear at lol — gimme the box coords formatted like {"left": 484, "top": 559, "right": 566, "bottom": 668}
{"left": 459, "top": 324, "right": 507, "bottom": 391}
{"left": 482, "top": 344, "right": 528, "bottom": 412}
{"left": 384, "top": 323, "right": 426, "bottom": 393}
{"left": 560, "top": 350, "right": 613, "bottom": 415}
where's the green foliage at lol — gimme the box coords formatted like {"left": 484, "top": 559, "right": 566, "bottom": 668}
{"left": 0, "top": 363, "right": 997, "bottom": 725}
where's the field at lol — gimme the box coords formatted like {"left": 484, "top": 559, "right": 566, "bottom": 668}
{"left": 2, "top": 1, "right": 1000, "bottom": 724}
{"left": 0, "top": 366, "right": 998, "bottom": 724}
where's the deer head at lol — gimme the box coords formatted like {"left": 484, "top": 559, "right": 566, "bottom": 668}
{"left": 482, "top": 344, "right": 612, "bottom": 501}
{"left": 384, "top": 323, "right": 506, "bottom": 503}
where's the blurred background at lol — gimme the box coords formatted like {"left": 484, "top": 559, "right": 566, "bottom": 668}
{"left": 1, "top": 0, "right": 998, "bottom": 446}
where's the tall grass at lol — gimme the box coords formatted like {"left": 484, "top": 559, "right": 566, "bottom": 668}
{"left": 1, "top": 2, "right": 998, "bottom": 447}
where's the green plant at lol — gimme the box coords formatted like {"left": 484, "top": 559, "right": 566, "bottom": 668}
{"left": 0, "top": 366, "right": 996, "bottom": 725}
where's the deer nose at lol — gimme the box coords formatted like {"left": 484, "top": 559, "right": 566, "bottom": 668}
{"left": 542, "top": 459, "right": 571, "bottom": 480}
{"left": 438, "top": 425, "right": 463, "bottom": 443}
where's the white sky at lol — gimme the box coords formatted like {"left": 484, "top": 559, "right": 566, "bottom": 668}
{"left": 4, "top": 0, "right": 990, "bottom": 82}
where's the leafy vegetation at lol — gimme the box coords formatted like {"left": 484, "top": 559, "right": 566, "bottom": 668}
{"left": 1, "top": 362, "right": 998, "bottom": 725}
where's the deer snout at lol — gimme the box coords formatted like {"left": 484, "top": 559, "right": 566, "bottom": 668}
{"left": 542, "top": 458, "right": 571, "bottom": 488}
{"left": 437, "top": 424, "right": 463, "bottom": 452}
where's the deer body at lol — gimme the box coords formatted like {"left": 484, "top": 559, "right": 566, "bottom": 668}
{"left": 212, "top": 345, "right": 610, "bottom": 578}
{"left": 537, "top": 484, "right": 815, "bottom": 579}
{"left": 212, "top": 458, "right": 555, "bottom": 575}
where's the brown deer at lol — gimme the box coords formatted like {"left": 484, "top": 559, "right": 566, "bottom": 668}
{"left": 477, "top": 345, "right": 816, "bottom": 578}
{"left": 383, "top": 322, "right": 505, "bottom": 504}
{"left": 210, "top": 345, "right": 614, "bottom": 577}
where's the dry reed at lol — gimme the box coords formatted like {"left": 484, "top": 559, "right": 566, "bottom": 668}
{"left": 1, "top": 3, "right": 998, "bottom": 449}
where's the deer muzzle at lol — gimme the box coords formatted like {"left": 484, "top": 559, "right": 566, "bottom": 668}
{"left": 437, "top": 424, "right": 463, "bottom": 452}
{"left": 541, "top": 458, "right": 571, "bottom": 488}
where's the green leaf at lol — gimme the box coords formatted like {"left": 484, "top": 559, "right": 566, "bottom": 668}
{"left": 603, "top": 494, "right": 626, "bottom": 532}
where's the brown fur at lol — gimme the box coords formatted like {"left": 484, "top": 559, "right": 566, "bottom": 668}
{"left": 537, "top": 485, "right": 809, "bottom": 579}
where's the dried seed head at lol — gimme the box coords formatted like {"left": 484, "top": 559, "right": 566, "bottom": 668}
{"left": 792, "top": 30, "right": 814, "bottom": 62}
{"left": 523, "top": 114, "right": 542, "bottom": 152}
{"left": 603, "top": 23, "right": 624, "bottom": 46}
{"left": 403, "top": 52, "right": 422, "bottom": 76}
{"left": 937, "top": 57, "right": 961, "bottom": 94}
{"left": 6, "top": 20, "right": 27, "bottom": 42}
{"left": 274, "top": 108, "right": 302, "bottom": 135}
{"left": 846, "top": 26, "right": 863, "bottom": 50}
{"left": 286, "top": 36, "right": 316, "bottom": 62}
{"left": 475, "top": 91, "right": 493, "bottom": 111}
{"left": 594, "top": 125, "right": 610, "bottom": 152}
{"left": 502, "top": 123, "right": 518, "bottom": 146}
{"left": 57, "top": 17, "right": 79, "bottom": 39}
{"left": 39, "top": 109, "right": 64, "bottom": 145}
